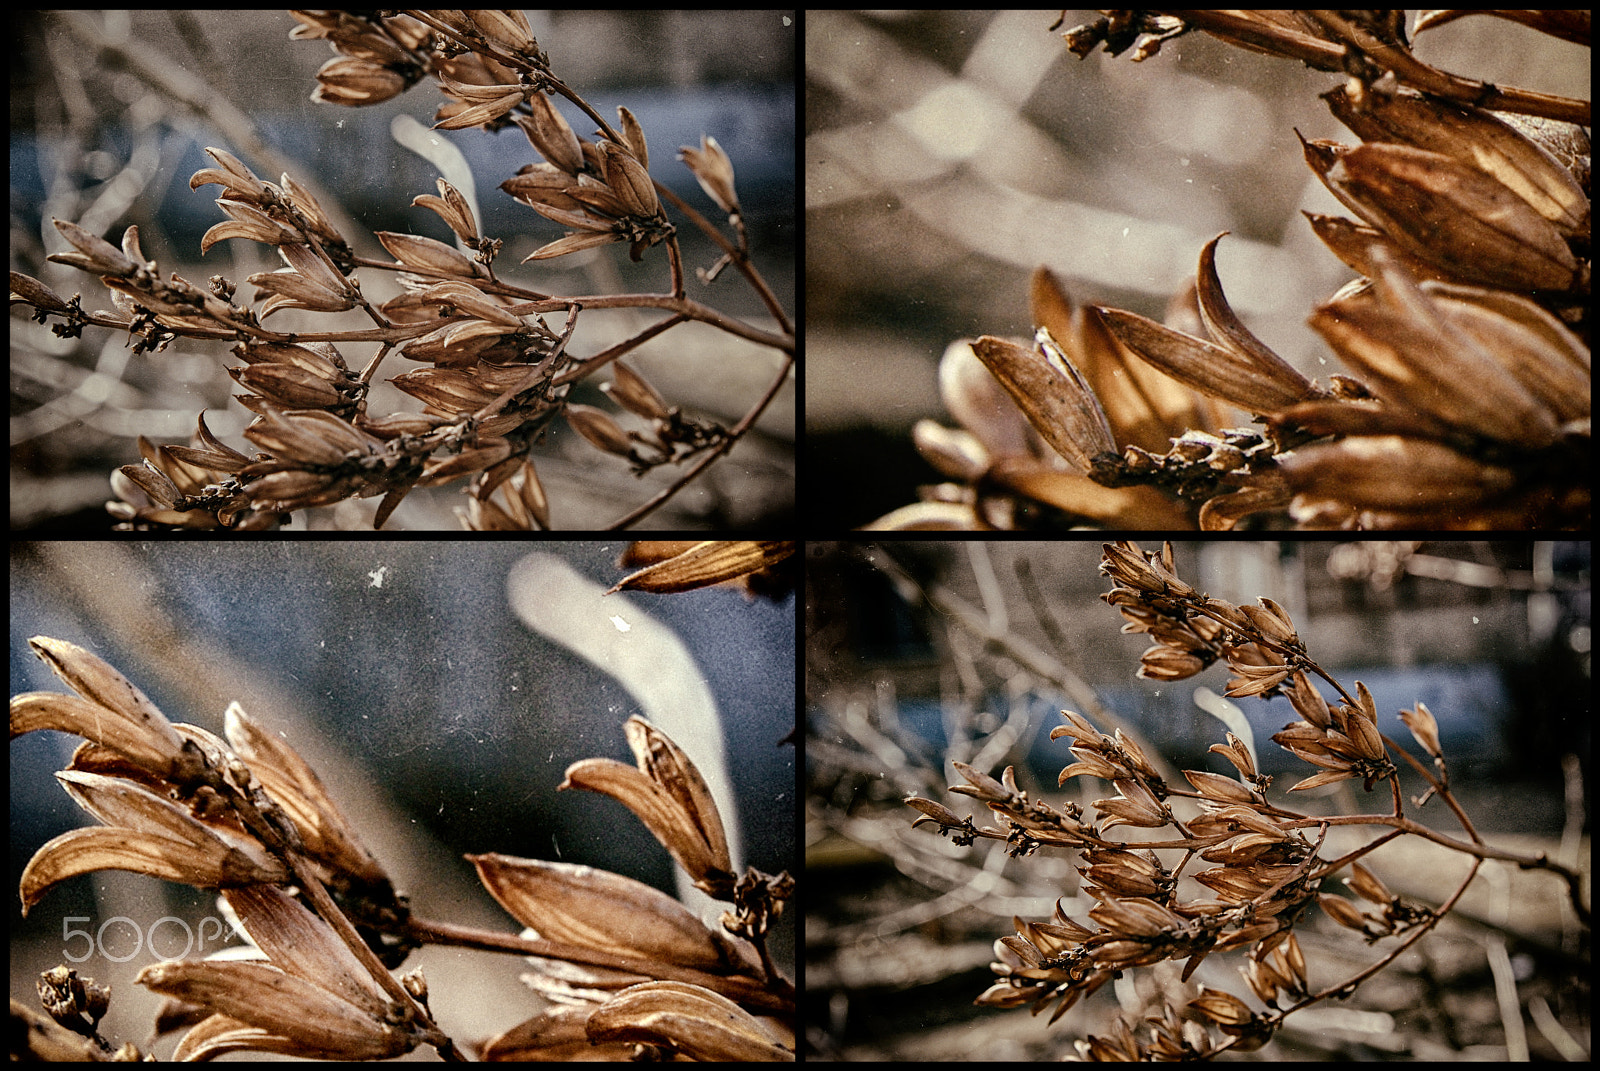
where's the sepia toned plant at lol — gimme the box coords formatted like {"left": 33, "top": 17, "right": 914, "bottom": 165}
{"left": 903, "top": 541, "right": 1589, "bottom": 1060}
{"left": 874, "top": 10, "right": 1588, "bottom": 531}
{"left": 12, "top": 11, "right": 793, "bottom": 531}
{"left": 11, "top": 626, "right": 794, "bottom": 1060}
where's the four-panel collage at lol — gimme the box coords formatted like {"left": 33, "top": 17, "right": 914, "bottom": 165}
{"left": 9, "top": 6, "right": 1596, "bottom": 1065}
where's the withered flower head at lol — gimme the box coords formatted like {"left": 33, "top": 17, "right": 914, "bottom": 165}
{"left": 885, "top": 11, "right": 1589, "bottom": 531}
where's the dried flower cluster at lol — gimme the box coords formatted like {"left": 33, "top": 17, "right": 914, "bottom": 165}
{"left": 904, "top": 541, "right": 1588, "bottom": 1060}
{"left": 11, "top": 627, "right": 794, "bottom": 1061}
{"left": 12, "top": 11, "right": 793, "bottom": 530}
{"left": 877, "top": 10, "right": 1589, "bottom": 530}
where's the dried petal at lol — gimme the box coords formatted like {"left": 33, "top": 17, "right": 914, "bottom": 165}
{"left": 607, "top": 541, "right": 794, "bottom": 596}
{"left": 1399, "top": 701, "right": 1443, "bottom": 758}
{"left": 16, "top": 637, "right": 186, "bottom": 777}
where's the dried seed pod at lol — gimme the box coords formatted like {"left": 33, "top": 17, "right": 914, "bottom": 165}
{"left": 141, "top": 884, "right": 416, "bottom": 1060}
{"left": 949, "top": 760, "right": 1012, "bottom": 802}
{"left": 1239, "top": 598, "right": 1299, "bottom": 647}
{"left": 1346, "top": 860, "right": 1394, "bottom": 905}
{"left": 1194, "top": 233, "right": 1327, "bottom": 403}
{"left": 1138, "top": 645, "right": 1207, "bottom": 682}
{"left": 1399, "top": 701, "right": 1443, "bottom": 758}
{"left": 116, "top": 461, "right": 184, "bottom": 509}
{"left": 1319, "top": 892, "right": 1372, "bottom": 931}
{"left": 1320, "top": 141, "right": 1580, "bottom": 292}
{"left": 375, "top": 231, "right": 485, "bottom": 279}
{"left": 971, "top": 331, "right": 1116, "bottom": 474}
{"left": 19, "top": 772, "right": 290, "bottom": 916}
{"left": 311, "top": 55, "right": 411, "bottom": 106}
{"left": 1096, "top": 305, "right": 1315, "bottom": 415}
{"left": 617, "top": 106, "right": 649, "bottom": 169}
{"left": 678, "top": 133, "right": 738, "bottom": 215}
{"left": 565, "top": 404, "right": 636, "bottom": 458}
{"left": 48, "top": 219, "right": 137, "bottom": 277}
{"left": 13, "top": 637, "right": 187, "bottom": 780}
{"left": 231, "top": 363, "right": 345, "bottom": 410}
{"left": 597, "top": 141, "right": 660, "bottom": 219}
{"left": 9, "top": 271, "right": 75, "bottom": 314}
{"left": 584, "top": 980, "right": 792, "bottom": 1062}
{"left": 1323, "top": 84, "right": 1589, "bottom": 235}
{"left": 516, "top": 93, "right": 584, "bottom": 176}
{"left": 468, "top": 853, "right": 738, "bottom": 973}
{"left": 224, "top": 702, "right": 388, "bottom": 886}
{"left": 1309, "top": 251, "right": 1561, "bottom": 448}
{"left": 188, "top": 146, "right": 270, "bottom": 204}
{"left": 1183, "top": 769, "right": 1258, "bottom": 804}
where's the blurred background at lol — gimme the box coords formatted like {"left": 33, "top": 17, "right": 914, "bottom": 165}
{"left": 806, "top": 11, "right": 1591, "bottom": 528}
{"left": 11, "top": 10, "right": 796, "bottom": 531}
{"left": 11, "top": 541, "right": 795, "bottom": 1057}
{"left": 807, "top": 540, "right": 1590, "bottom": 1060}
